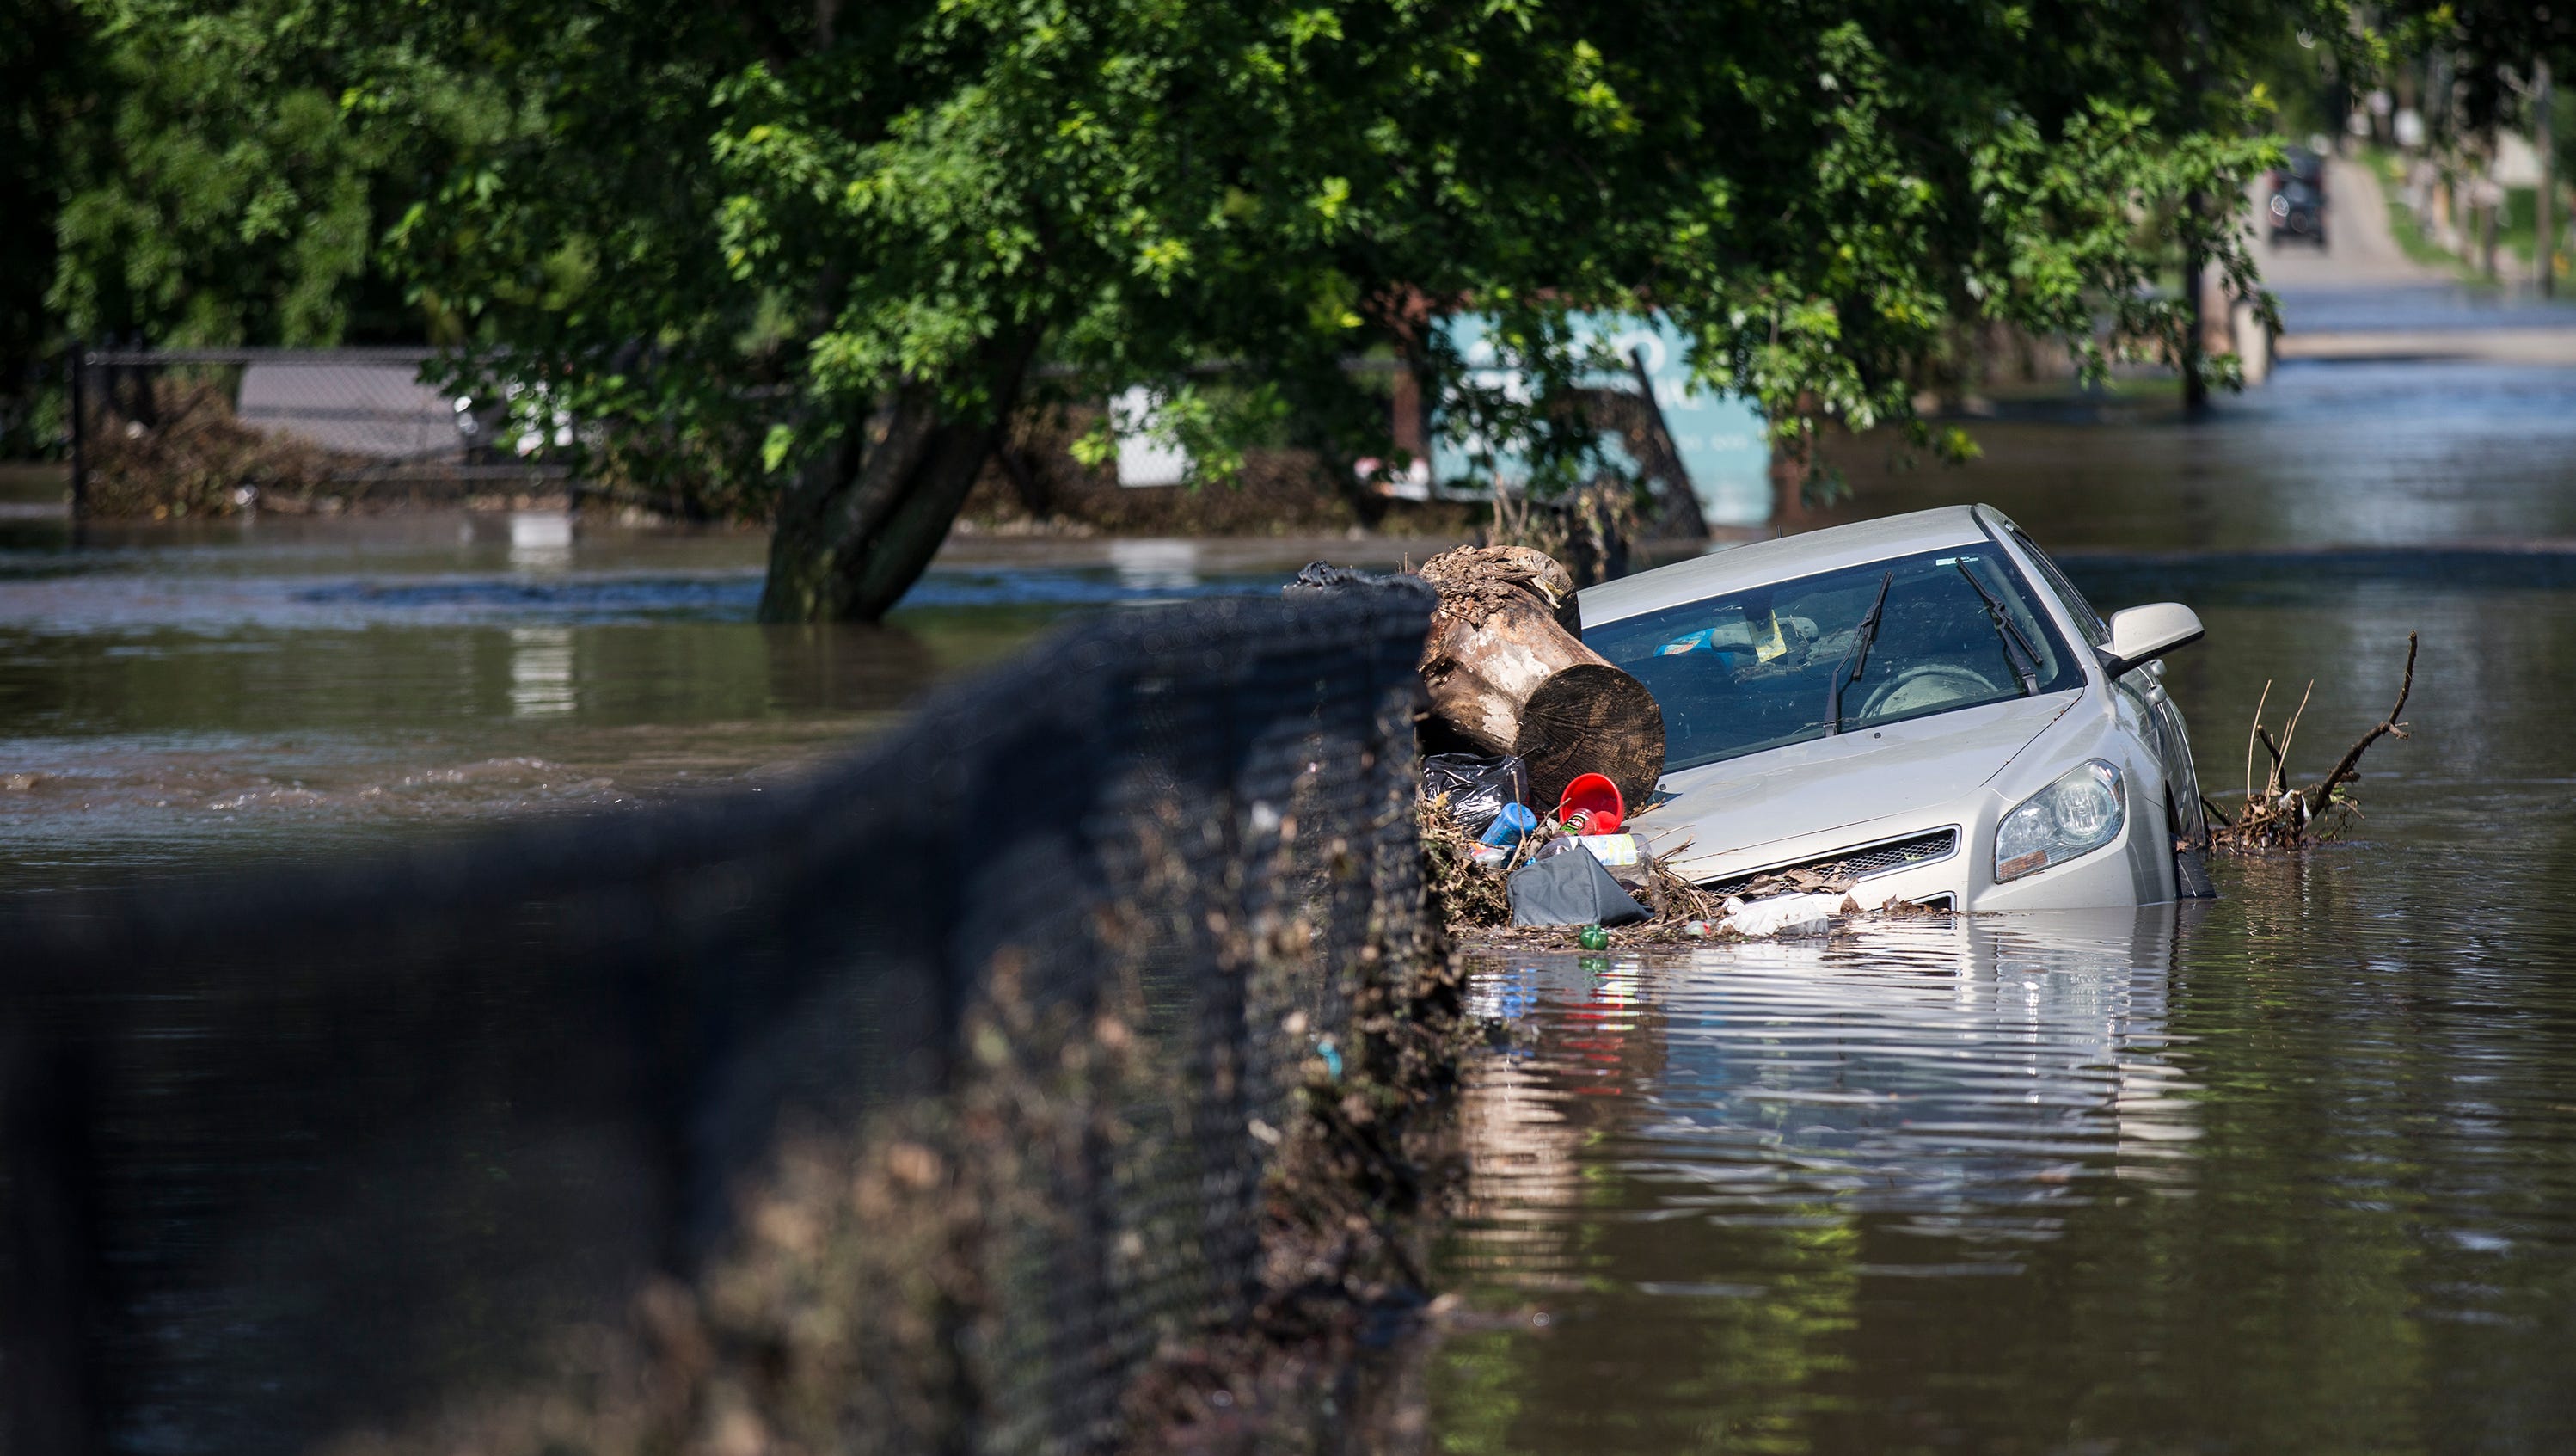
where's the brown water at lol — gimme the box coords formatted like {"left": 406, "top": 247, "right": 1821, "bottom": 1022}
{"left": 0, "top": 510, "right": 1444, "bottom": 888}
{"left": 1426, "top": 354, "right": 2576, "bottom": 1453}
{"left": 12, "top": 347, "right": 2576, "bottom": 1449}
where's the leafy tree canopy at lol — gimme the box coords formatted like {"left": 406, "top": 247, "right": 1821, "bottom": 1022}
{"left": 38, "top": 0, "right": 2348, "bottom": 616}
{"left": 2391, "top": 1, "right": 2576, "bottom": 132}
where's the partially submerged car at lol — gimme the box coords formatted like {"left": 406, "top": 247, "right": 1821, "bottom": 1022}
{"left": 1583, "top": 505, "right": 2211, "bottom": 912}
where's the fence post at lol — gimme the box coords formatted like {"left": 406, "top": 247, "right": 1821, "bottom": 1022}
{"left": 65, "top": 339, "right": 88, "bottom": 524}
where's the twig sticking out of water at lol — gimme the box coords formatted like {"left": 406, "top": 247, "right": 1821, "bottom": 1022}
{"left": 2211, "top": 633, "right": 2418, "bottom": 854}
{"left": 2242, "top": 679, "right": 2272, "bottom": 802}
{"left": 2300, "top": 632, "right": 2417, "bottom": 820}
{"left": 2277, "top": 680, "right": 2315, "bottom": 784}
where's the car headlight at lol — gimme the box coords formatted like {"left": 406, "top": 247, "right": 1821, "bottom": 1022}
{"left": 1994, "top": 759, "right": 2125, "bottom": 882}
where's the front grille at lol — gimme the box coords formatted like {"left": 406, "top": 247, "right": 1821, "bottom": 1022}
{"left": 1705, "top": 827, "right": 1960, "bottom": 897}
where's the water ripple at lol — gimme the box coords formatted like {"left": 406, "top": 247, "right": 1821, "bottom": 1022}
{"left": 1458, "top": 909, "right": 2204, "bottom": 1276}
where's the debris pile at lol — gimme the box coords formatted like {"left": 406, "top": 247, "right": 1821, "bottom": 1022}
{"left": 1419, "top": 767, "right": 1925, "bottom": 945}
{"left": 1418, "top": 792, "right": 1512, "bottom": 931}
{"left": 1412, "top": 662, "right": 1897, "bottom": 944}
{"left": 1417, "top": 752, "right": 1645, "bottom": 932}
{"left": 83, "top": 376, "right": 362, "bottom": 518}
{"left": 2209, "top": 632, "right": 2417, "bottom": 854}
{"left": 1303, "top": 544, "right": 1929, "bottom": 945}
{"left": 1485, "top": 479, "right": 1641, "bottom": 588}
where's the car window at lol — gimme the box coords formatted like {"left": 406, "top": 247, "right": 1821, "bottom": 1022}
{"left": 1586, "top": 548, "right": 2084, "bottom": 773}
{"left": 2007, "top": 526, "right": 2110, "bottom": 647}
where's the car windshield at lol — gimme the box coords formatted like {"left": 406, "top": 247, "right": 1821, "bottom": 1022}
{"left": 1585, "top": 546, "right": 2084, "bottom": 773}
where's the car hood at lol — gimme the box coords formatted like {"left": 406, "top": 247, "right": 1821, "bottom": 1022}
{"left": 1641, "top": 692, "right": 2080, "bottom": 860}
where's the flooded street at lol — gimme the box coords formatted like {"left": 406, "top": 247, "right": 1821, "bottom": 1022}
{"left": 27, "top": 11, "right": 2576, "bottom": 1446}
{"left": 0, "top": 512, "right": 1420, "bottom": 888}
{"left": 1821, "top": 355, "right": 2576, "bottom": 552}
{"left": 9, "top": 308, "right": 2576, "bottom": 1449}
{"left": 1429, "top": 354, "right": 2576, "bottom": 1451}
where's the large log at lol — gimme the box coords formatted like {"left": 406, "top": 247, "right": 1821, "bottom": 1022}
{"left": 1414, "top": 546, "right": 1665, "bottom": 813}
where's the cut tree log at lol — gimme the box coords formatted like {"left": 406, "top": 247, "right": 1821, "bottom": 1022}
{"left": 1414, "top": 545, "right": 1665, "bottom": 812}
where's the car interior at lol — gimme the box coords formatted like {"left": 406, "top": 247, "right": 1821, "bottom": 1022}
{"left": 1587, "top": 549, "right": 2081, "bottom": 772}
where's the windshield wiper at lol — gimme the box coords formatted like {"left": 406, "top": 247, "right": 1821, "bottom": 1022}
{"left": 1824, "top": 569, "right": 1895, "bottom": 736}
{"left": 1953, "top": 561, "right": 2041, "bottom": 696}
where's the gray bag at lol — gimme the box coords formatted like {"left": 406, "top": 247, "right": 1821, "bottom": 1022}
{"left": 1508, "top": 845, "right": 1649, "bottom": 927}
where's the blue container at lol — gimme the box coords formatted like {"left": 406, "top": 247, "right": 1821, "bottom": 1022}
{"left": 1479, "top": 802, "right": 1539, "bottom": 846}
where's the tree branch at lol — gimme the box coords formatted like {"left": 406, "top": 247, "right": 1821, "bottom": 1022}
{"left": 2301, "top": 632, "right": 2417, "bottom": 818}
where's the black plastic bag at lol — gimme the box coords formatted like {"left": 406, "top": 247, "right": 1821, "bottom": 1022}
{"left": 1422, "top": 753, "right": 1528, "bottom": 838}
{"left": 1508, "top": 846, "right": 1649, "bottom": 927}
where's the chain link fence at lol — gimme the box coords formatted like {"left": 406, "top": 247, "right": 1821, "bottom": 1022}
{"left": 0, "top": 581, "right": 1440, "bottom": 1455}
{"left": 66, "top": 346, "right": 568, "bottom": 518}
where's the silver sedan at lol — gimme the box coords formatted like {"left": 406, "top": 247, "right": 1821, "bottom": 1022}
{"left": 1583, "top": 504, "right": 2211, "bottom": 912}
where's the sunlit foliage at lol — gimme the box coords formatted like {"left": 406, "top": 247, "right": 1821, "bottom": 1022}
{"left": 27, "top": 0, "right": 2352, "bottom": 611}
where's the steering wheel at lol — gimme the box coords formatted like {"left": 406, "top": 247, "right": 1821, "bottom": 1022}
{"left": 1856, "top": 663, "right": 2003, "bottom": 722}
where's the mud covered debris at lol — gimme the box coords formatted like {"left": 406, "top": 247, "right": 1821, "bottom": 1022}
{"left": 1420, "top": 794, "right": 1512, "bottom": 929}
{"left": 1420, "top": 789, "right": 1944, "bottom": 950}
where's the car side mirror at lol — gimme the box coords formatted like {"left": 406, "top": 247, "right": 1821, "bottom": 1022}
{"left": 2100, "top": 603, "right": 2205, "bottom": 678}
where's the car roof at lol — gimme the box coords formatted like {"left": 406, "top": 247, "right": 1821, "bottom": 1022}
{"left": 1579, "top": 505, "right": 1996, "bottom": 628}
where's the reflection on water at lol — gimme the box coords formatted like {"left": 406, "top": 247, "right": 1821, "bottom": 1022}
{"left": 1565, "top": 914, "right": 2191, "bottom": 1234}
{"left": 1824, "top": 359, "right": 2576, "bottom": 551}
{"left": 506, "top": 625, "right": 577, "bottom": 716}
{"left": 506, "top": 508, "right": 574, "bottom": 570}
{"left": 1457, "top": 909, "right": 2196, "bottom": 1292}
{"left": 1107, "top": 537, "right": 1204, "bottom": 591}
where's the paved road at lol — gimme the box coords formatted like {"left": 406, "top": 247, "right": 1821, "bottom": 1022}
{"left": 2257, "top": 157, "right": 2438, "bottom": 290}
{"left": 2260, "top": 156, "right": 2576, "bottom": 361}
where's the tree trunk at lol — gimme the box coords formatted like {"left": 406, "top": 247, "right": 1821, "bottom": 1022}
{"left": 2538, "top": 58, "right": 2556, "bottom": 299}
{"left": 996, "top": 440, "right": 1054, "bottom": 518}
{"left": 2180, "top": 235, "right": 2210, "bottom": 414}
{"left": 1622, "top": 347, "right": 1710, "bottom": 542}
{"left": 2473, "top": 176, "right": 2493, "bottom": 278}
{"left": 1769, "top": 432, "right": 1816, "bottom": 528}
{"left": 758, "top": 347, "right": 1033, "bottom": 623}
{"left": 1416, "top": 546, "right": 1665, "bottom": 813}
{"left": 2179, "top": 0, "right": 2211, "bottom": 414}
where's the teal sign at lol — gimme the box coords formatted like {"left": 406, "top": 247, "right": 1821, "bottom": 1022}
{"left": 1431, "top": 314, "right": 1771, "bottom": 526}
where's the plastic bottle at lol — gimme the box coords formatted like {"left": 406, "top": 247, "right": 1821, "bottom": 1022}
{"left": 1479, "top": 802, "right": 1539, "bottom": 847}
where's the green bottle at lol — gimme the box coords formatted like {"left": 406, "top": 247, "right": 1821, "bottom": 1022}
{"left": 1577, "top": 924, "right": 1610, "bottom": 951}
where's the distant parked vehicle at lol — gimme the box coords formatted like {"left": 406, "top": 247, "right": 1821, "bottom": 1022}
{"left": 2267, "top": 145, "right": 2328, "bottom": 249}
{"left": 1581, "top": 505, "right": 2212, "bottom": 912}
{"left": 2270, "top": 177, "right": 2328, "bottom": 249}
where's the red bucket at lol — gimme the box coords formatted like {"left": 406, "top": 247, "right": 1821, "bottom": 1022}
{"left": 1555, "top": 772, "right": 1625, "bottom": 835}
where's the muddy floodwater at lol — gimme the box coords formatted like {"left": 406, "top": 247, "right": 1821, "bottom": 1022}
{"left": 1429, "top": 354, "right": 2576, "bottom": 1452}
{"left": 0, "top": 511, "right": 1438, "bottom": 888}
{"left": 9, "top": 349, "right": 2576, "bottom": 1448}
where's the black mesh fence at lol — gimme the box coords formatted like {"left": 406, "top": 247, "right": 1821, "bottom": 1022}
{"left": 0, "top": 581, "right": 1438, "bottom": 1456}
